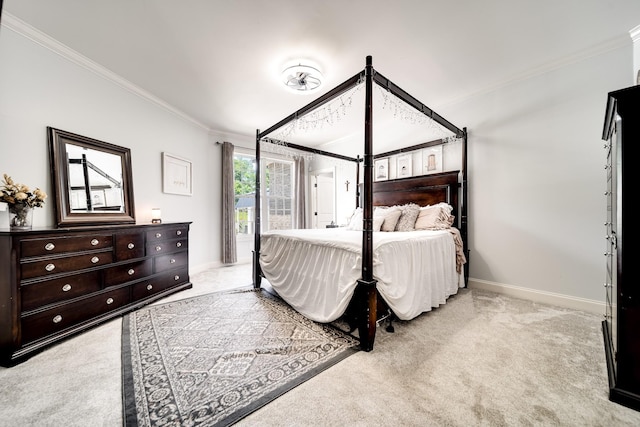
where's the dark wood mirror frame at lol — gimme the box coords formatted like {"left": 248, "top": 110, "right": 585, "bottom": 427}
{"left": 47, "top": 127, "right": 136, "bottom": 227}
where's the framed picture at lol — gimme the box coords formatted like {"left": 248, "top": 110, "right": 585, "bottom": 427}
{"left": 422, "top": 145, "right": 443, "bottom": 174}
{"left": 397, "top": 154, "right": 412, "bottom": 178}
{"left": 374, "top": 158, "right": 388, "bottom": 181}
{"left": 163, "top": 152, "right": 193, "bottom": 195}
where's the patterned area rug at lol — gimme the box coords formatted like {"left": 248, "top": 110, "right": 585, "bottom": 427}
{"left": 122, "top": 288, "right": 359, "bottom": 426}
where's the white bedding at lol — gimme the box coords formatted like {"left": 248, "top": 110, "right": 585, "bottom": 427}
{"left": 259, "top": 228, "right": 463, "bottom": 323}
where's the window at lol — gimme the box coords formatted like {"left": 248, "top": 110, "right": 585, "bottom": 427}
{"left": 232, "top": 153, "right": 296, "bottom": 236}
{"left": 233, "top": 154, "right": 256, "bottom": 236}
{"left": 263, "top": 159, "right": 294, "bottom": 231}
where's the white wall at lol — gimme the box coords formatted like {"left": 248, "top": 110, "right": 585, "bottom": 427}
{"left": 441, "top": 39, "right": 636, "bottom": 311}
{"left": 2, "top": 14, "right": 638, "bottom": 313}
{"left": 308, "top": 156, "right": 358, "bottom": 226}
{"left": 0, "top": 20, "right": 224, "bottom": 274}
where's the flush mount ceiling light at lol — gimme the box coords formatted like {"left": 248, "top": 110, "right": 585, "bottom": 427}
{"left": 281, "top": 64, "right": 323, "bottom": 93}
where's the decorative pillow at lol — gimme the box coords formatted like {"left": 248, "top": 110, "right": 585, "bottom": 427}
{"left": 414, "top": 203, "right": 454, "bottom": 230}
{"left": 373, "top": 216, "right": 384, "bottom": 232}
{"left": 374, "top": 206, "right": 402, "bottom": 232}
{"left": 346, "top": 208, "right": 363, "bottom": 231}
{"left": 394, "top": 203, "right": 421, "bottom": 232}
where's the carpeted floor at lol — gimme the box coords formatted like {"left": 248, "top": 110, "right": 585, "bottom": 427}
{"left": 122, "top": 288, "right": 360, "bottom": 426}
{"left": 1, "top": 263, "right": 640, "bottom": 426}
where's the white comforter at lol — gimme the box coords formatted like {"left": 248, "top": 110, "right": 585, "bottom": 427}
{"left": 259, "top": 228, "right": 463, "bottom": 323}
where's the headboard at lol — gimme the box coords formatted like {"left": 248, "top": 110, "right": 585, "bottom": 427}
{"left": 371, "top": 170, "right": 460, "bottom": 215}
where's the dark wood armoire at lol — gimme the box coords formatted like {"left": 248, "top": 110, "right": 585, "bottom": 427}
{"left": 602, "top": 85, "right": 640, "bottom": 411}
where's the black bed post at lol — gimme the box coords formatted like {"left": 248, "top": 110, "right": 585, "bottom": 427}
{"left": 355, "top": 155, "right": 361, "bottom": 208}
{"left": 461, "top": 127, "right": 469, "bottom": 285}
{"left": 355, "top": 55, "right": 377, "bottom": 351}
{"left": 253, "top": 129, "right": 262, "bottom": 289}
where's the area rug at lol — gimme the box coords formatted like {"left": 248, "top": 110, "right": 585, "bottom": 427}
{"left": 122, "top": 288, "right": 360, "bottom": 426}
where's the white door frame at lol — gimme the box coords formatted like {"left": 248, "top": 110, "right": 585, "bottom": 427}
{"left": 310, "top": 167, "right": 336, "bottom": 228}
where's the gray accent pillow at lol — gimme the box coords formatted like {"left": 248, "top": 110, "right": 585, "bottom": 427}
{"left": 394, "top": 203, "right": 420, "bottom": 231}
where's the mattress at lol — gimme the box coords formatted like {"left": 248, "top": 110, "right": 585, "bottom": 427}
{"left": 259, "top": 228, "right": 463, "bottom": 323}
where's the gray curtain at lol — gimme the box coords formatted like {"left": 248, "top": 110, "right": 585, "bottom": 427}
{"left": 222, "top": 141, "right": 237, "bottom": 264}
{"left": 294, "top": 155, "right": 306, "bottom": 229}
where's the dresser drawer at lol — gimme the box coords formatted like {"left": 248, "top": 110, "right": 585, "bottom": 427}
{"left": 21, "top": 250, "right": 114, "bottom": 280}
{"left": 132, "top": 268, "right": 189, "bottom": 301}
{"left": 115, "top": 232, "right": 145, "bottom": 261}
{"left": 21, "top": 287, "right": 130, "bottom": 345}
{"left": 103, "top": 259, "right": 153, "bottom": 287}
{"left": 21, "top": 234, "right": 112, "bottom": 258}
{"left": 146, "top": 226, "right": 188, "bottom": 243}
{"left": 21, "top": 271, "right": 101, "bottom": 311}
{"left": 146, "top": 238, "right": 188, "bottom": 256}
{"left": 154, "top": 251, "right": 188, "bottom": 273}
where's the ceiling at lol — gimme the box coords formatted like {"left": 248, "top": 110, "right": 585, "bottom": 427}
{"left": 3, "top": 1, "right": 640, "bottom": 156}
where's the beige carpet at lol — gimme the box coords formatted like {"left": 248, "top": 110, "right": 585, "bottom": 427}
{"left": 1, "top": 263, "right": 639, "bottom": 426}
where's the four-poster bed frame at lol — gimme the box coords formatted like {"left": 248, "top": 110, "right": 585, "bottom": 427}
{"left": 253, "top": 56, "right": 468, "bottom": 351}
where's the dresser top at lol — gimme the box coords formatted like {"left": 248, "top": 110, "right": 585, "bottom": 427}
{"left": 0, "top": 221, "right": 192, "bottom": 236}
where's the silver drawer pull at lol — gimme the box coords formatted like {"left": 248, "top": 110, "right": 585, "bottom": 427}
{"left": 53, "top": 315, "right": 62, "bottom": 324}
{"left": 176, "top": 242, "right": 182, "bottom": 248}
{"left": 91, "top": 256, "right": 100, "bottom": 264}
{"left": 106, "top": 298, "right": 114, "bottom": 305}
{"left": 147, "top": 284, "right": 153, "bottom": 291}
{"left": 45, "top": 243, "right": 55, "bottom": 251}
{"left": 127, "top": 243, "right": 135, "bottom": 249}
{"left": 156, "top": 246, "right": 162, "bottom": 252}
{"left": 174, "top": 275, "right": 180, "bottom": 281}
{"left": 45, "top": 263, "right": 55, "bottom": 272}
{"left": 62, "top": 284, "right": 72, "bottom": 292}
{"left": 128, "top": 268, "right": 135, "bottom": 275}
{"left": 176, "top": 230, "right": 182, "bottom": 236}
{"left": 170, "top": 258, "right": 176, "bottom": 264}
{"left": 91, "top": 239, "right": 99, "bottom": 246}
{"left": 155, "top": 233, "right": 162, "bottom": 238}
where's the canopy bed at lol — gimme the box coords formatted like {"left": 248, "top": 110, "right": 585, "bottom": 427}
{"left": 253, "top": 56, "right": 468, "bottom": 351}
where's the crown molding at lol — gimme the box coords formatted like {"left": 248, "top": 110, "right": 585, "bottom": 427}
{"left": 631, "top": 25, "right": 640, "bottom": 42}
{"left": 439, "top": 34, "right": 633, "bottom": 108}
{"left": 1, "top": 12, "right": 210, "bottom": 131}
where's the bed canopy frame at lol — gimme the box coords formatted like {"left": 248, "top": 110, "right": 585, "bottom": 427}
{"left": 253, "top": 56, "right": 468, "bottom": 351}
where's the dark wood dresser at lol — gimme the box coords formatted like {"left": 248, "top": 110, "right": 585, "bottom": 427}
{"left": 0, "top": 222, "right": 192, "bottom": 366}
{"left": 602, "top": 85, "right": 640, "bottom": 411}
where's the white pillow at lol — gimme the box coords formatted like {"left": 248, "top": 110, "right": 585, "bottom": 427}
{"left": 346, "top": 208, "right": 363, "bottom": 231}
{"left": 374, "top": 206, "right": 402, "bottom": 232}
{"left": 347, "top": 208, "right": 384, "bottom": 231}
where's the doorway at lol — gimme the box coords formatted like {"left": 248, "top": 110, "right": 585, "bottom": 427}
{"left": 311, "top": 168, "right": 335, "bottom": 228}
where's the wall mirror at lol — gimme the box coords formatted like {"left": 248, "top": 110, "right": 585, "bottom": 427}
{"left": 48, "top": 127, "right": 136, "bottom": 227}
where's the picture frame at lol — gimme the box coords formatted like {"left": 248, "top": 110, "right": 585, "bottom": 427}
{"left": 396, "top": 154, "right": 412, "bottom": 178}
{"left": 422, "top": 145, "right": 443, "bottom": 174}
{"left": 374, "top": 158, "right": 389, "bottom": 181}
{"left": 163, "top": 152, "right": 193, "bottom": 195}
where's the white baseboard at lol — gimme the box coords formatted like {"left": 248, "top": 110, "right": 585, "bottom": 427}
{"left": 191, "top": 259, "right": 253, "bottom": 275}
{"left": 467, "top": 278, "right": 605, "bottom": 315}
{"left": 190, "top": 261, "right": 223, "bottom": 275}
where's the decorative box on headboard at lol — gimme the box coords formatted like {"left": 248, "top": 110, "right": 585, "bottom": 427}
{"left": 0, "top": 222, "right": 192, "bottom": 366}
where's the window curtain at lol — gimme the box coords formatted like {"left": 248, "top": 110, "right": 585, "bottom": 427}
{"left": 294, "top": 155, "right": 306, "bottom": 229}
{"left": 222, "top": 141, "right": 237, "bottom": 264}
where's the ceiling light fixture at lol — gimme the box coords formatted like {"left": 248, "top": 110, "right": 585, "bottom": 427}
{"left": 281, "top": 63, "right": 323, "bottom": 93}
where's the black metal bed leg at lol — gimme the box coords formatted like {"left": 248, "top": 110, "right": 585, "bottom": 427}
{"left": 386, "top": 313, "right": 395, "bottom": 333}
